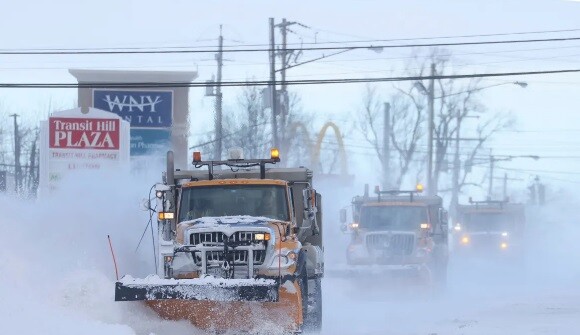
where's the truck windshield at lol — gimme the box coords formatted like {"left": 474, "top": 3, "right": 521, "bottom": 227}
{"left": 179, "top": 184, "right": 290, "bottom": 222}
{"left": 464, "top": 213, "right": 515, "bottom": 232}
{"left": 360, "top": 206, "right": 428, "bottom": 231}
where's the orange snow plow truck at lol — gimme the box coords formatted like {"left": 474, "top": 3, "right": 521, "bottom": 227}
{"left": 115, "top": 149, "right": 324, "bottom": 333}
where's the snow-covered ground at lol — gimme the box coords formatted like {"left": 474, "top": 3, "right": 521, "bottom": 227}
{"left": 1, "top": 170, "right": 579, "bottom": 335}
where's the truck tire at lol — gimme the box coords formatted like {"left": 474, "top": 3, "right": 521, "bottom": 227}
{"left": 303, "top": 277, "right": 323, "bottom": 333}
{"left": 295, "top": 254, "right": 309, "bottom": 327}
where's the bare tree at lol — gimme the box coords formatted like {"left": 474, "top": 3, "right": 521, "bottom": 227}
{"left": 193, "top": 85, "right": 313, "bottom": 167}
{"left": 229, "top": 85, "right": 270, "bottom": 159}
{"left": 358, "top": 49, "right": 515, "bottom": 198}
{"left": 358, "top": 84, "right": 425, "bottom": 189}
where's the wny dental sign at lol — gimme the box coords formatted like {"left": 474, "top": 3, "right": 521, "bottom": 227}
{"left": 49, "top": 118, "right": 120, "bottom": 149}
{"left": 93, "top": 90, "right": 173, "bottom": 128}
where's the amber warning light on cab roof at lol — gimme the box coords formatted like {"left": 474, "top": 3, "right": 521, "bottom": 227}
{"left": 193, "top": 151, "right": 201, "bottom": 163}
{"left": 270, "top": 148, "right": 280, "bottom": 160}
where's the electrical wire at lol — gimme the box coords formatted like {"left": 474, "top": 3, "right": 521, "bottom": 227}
{"left": 5, "top": 28, "right": 580, "bottom": 52}
{"left": 2, "top": 68, "right": 580, "bottom": 89}
{"left": 494, "top": 166, "right": 580, "bottom": 176}
{"left": 2, "top": 36, "right": 580, "bottom": 55}
{"left": 301, "top": 27, "right": 580, "bottom": 46}
{"left": 135, "top": 184, "right": 158, "bottom": 272}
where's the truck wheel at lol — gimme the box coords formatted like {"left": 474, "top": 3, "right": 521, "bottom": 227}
{"left": 304, "top": 277, "right": 323, "bottom": 333}
{"left": 296, "top": 256, "right": 309, "bottom": 327}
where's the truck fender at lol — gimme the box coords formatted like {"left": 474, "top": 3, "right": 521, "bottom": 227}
{"left": 301, "top": 243, "right": 324, "bottom": 279}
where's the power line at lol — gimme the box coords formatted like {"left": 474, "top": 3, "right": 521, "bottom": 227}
{"left": 302, "top": 27, "right": 580, "bottom": 46}
{"left": 1, "top": 68, "right": 579, "bottom": 88}
{"left": 5, "top": 28, "right": 580, "bottom": 52}
{"left": 495, "top": 166, "right": 580, "bottom": 176}
{"left": 3, "top": 44, "right": 580, "bottom": 73}
{"left": 2, "top": 36, "right": 580, "bottom": 55}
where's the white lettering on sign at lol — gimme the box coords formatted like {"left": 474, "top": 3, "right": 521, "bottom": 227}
{"left": 53, "top": 131, "right": 115, "bottom": 148}
{"left": 123, "top": 115, "right": 164, "bottom": 125}
{"left": 49, "top": 118, "right": 120, "bottom": 150}
{"left": 103, "top": 95, "right": 162, "bottom": 112}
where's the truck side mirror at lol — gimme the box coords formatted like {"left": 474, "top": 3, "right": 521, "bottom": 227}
{"left": 312, "top": 189, "right": 317, "bottom": 207}
{"left": 303, "top": 188, "right": 318, "bottom": 210}
{"left": 141, "top": 198, "right": 152, "bottom": 211}
{"left": 340, "top": 223, "right": 348, "bottom": 233}
{"left": 339, "top": 208, "right": 347, "bottom": 224}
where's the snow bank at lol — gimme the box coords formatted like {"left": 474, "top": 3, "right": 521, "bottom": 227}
{"left": 0, "top": 166, "right": 199, "bottom": 335}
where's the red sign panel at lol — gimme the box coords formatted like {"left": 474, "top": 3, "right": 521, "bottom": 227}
{"left": 49, "top": 117, "right": 120, "bottom": 150}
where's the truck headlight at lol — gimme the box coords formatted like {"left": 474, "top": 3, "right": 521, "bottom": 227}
{"left": 500, "top": 242, "right": 508, "bottom": 250}
{"left": 461, "top": 236, "right": 470, "bottom": 245}
{"left": 254, "top": 233, "right": 271, "bottom": 241}
{"left": 501, "top": 232, "right": 509, "bottom": 237}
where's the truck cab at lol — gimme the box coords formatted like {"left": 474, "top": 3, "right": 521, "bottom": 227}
{"left": 116, "top": 149, "right": 323, "bottom": 332}
{"left": 340, "top": 185, "right": 449, "bottom": 286}
{"left": 453, "top": 199, "right": 525, "bottom": 258}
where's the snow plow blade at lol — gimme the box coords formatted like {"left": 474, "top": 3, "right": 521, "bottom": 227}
{"left": 115, "top": 277, "right": 279, "bottom": 302}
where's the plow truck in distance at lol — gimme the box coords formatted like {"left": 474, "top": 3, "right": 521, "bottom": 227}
{"left": 115, "top": 148, "right": 324, "bottom": 333}
{"left": 340, "top": 185, "right": 449, "bottom": 287}
{"left": 452, "top": 198, "right": 525, "bottom": 260}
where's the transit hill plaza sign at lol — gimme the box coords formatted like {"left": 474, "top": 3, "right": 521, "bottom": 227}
{"left": 50, "top": 118, "right": 120, "bottom": 149}
{"left": 39, "top": 108, "right": 130, "bottom": 196}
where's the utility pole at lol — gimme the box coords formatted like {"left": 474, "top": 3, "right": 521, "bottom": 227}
{"left": 10, "top": 114, "right": 20, "bottom": 193}
{"left": 451, "top": 108, "right": 461, "bottom": 215}
{"left": 492, "top": 174, "right": 523, "bottom": 200}
{"left": 28, "top": 129, "right": 39, "bottom": 195}
{"left": 214, "top": 25, "right": 224, "bottom": 160}
{"left": 382, "top": 102, "right": 391, "bottom": 189}
{"left": 269, "top": 18, "right": 279, "bottom": 149}
{"left": 488, "top": 151, "right": 494, "bottom": 199}
{"left": 489, "top": 154, "right": 539, "bottom": 199}
{"left": 279, "top": 18, "right": 290, "bottom": 117}
{"left": 427, "top": 63, "right": 435, "bottom": 196}
{"left": 276, "top": 18, "right": 298, "bottom": 157}
{"left": 502, "top": 173, "right": 508, "bottom": 200}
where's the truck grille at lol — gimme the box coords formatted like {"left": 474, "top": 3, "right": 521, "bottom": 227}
{"left": 469, "top": 234, "right": 502, "bottom": 248}
{"left": 190, "top": 231, "right": 266, "bottom": 245}
{"left": 193, "top": 250, "right": 266, "bottom": 266}
{"left": 191, "top": 232, "right": 226, "bottom": 245}
{"left": 189, "top": 231, "right": 267, "bottom": 267}
{"left": 366, "top": 233, "right": 415, "bottom": 256}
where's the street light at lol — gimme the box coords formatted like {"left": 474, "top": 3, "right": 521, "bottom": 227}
{"left": 488, "top": 154, "right": 540, "bottom": 198}
{"left": 435, "top": 81, "right": 528, "bottom": 99}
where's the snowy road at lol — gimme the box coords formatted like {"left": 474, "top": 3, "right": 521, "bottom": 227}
{"left": 321, "top": 264, "right": 580, "bottom": 335}
{"left": 1, "top": 173, "right": 580, "bottom": 335}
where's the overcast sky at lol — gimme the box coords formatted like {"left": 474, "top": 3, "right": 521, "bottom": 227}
{"left": 1, "top": 0, "right": 580, "bottom": 200}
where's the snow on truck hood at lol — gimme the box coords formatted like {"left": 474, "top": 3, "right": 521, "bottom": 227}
{"left": 180, "top": 215, "right": 281, "bottom": 228}
{"left": 176, "top": 216, "right": 281, "bottom": 243}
